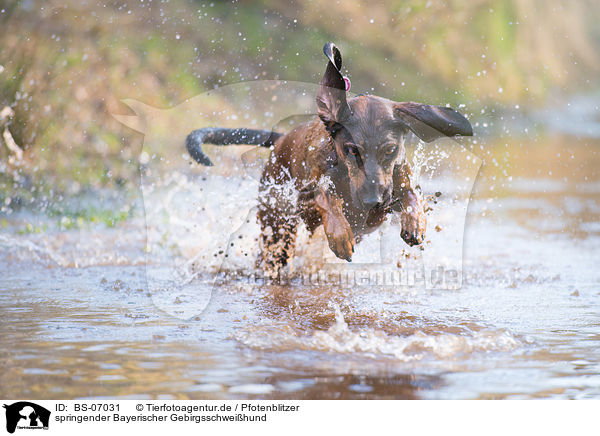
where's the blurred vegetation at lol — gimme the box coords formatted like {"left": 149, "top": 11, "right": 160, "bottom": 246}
{"left": 0, "top": 0, "right": 599, "bottom": 213}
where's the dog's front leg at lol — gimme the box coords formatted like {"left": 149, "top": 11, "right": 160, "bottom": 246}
{"left": 313, "top": 187, "right": 354, "bottom": 261}
{"left": 392, "top": 161, "right": 426, "bottom": 246}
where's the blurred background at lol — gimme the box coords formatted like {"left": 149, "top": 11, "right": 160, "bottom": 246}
{"left": 1, "top": 0, "right": 599, "bottom": 214}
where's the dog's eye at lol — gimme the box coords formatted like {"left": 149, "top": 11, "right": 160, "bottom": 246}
{"left": 385, "top": 146, "right": 397, "bottom": 156}
{"left": 344, "top": 143, "right": 359, "bottom": 157}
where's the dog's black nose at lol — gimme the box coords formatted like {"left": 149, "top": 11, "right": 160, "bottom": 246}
{"left": 361, "top": 198, "right": 381, "bottom": 210}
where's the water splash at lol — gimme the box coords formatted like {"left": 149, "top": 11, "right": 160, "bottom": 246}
{"left": 0, "top": 233, "right": 68, "bottom": 266}
{"left": 234, "top": 302, "right": 520, "bottom": 362}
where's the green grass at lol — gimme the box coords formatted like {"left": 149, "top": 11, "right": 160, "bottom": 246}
{"left": 52, "top": 206, "right": 131, "bottom": 230}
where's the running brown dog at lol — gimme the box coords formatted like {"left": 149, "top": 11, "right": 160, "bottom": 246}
{"left": 186, "top": 42, "right": 473, "bottom": 273}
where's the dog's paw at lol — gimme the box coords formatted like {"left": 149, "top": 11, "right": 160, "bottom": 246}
{"left": 400, "top": 206, "right": 427, "bottom": 246}
{"left": 324, "top": 215, "right": 355, "bottom": 261}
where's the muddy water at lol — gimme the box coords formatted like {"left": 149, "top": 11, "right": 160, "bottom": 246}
{"left": 1, "top": 138, "right": 599, "bottom": 399}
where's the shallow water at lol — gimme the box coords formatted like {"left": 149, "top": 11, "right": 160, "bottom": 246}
{"left": 1, "top": 138, "right": 599, "bottom": 399}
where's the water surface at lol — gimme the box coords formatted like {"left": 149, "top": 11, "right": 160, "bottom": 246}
{"left": 1, "top": 138, "right": 599, "bottom": 399}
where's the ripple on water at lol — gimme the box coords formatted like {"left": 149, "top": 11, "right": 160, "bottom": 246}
{"left": 229, "top": 384, "right": 275, "bottom": 395}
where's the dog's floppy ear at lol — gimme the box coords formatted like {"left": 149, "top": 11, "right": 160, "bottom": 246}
{"left": 316, "top": 42, "right": 351, "bottom": 132}
{"left": 394, "top": 102, "right": 473, "bottom": 142}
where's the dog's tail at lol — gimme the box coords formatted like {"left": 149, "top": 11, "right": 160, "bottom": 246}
{"left": 186, "top": 127, "right": 283, "bottom": 166}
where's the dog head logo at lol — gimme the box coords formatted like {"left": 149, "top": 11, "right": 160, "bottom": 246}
{"left": 3, "top": 402, "right": 50, "bottom": 434}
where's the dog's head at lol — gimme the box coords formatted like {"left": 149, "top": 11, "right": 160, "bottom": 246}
{"left": 316, "top": 42, "right": 473, "bottom": 210}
